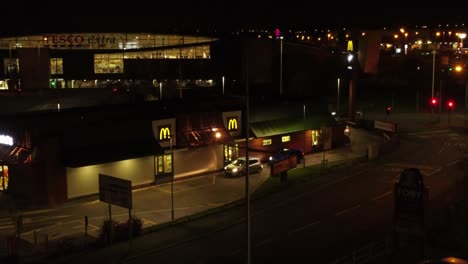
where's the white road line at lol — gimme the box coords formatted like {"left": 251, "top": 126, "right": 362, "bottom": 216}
{"left": 448, "top": 160, "right": 460, "bottom": 167}
{"left": 335, "top": 205, "right": 361, "bottom": 216}
{"left": 142, "top": 218, "right": 157, "bottom": 225}
{"left": 273, "top": 171, "right": 365, "bottom": 208}
{"left": 289, "top": 221, "right": 320, "bottom": 235}
{"left": 372, "top": 191, "right": 392, "bottom": 201}
{"left": 254, "top": 237, "right": 273, "bottom": 248}
{"left": 407, "top": 130, "right": 450, "bottom": 135}
{"left": 428, "top": 167, "right": 442, "bottom": 176}
{"left": 439, "top": 144, "right": 446, "bottom": 154}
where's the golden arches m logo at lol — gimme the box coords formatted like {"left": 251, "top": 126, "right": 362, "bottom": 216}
{"left": 159, "top": 126, "right": 171, "bottom": 141}
{"left": 227, "top": 118, "right": 238, "bottom": 131}
{"left": 347, "top": 40, "right": 353, "bottom": 52}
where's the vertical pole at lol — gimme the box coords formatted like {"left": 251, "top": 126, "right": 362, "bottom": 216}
{"left": 222, "top": 76, "right": 225, "bottom": 95}
{"left": 439, "top": 79, "right": 443, "bottom": 114}
{"left": 303, "top": 104, "right": 306, "bottom": 168}
{"left": 431, "top": 48, "right": 436, "bottom": 120}
{"left": 279, "top": 37, "right": 283, "bottom": 96}
{"left": 159, "top": 82, "right": 162, "bottom": 100}
{"left": 245, "top": 59, "right": 251, "bottom": 264}
{"left": 84, "top": 216, "right": 88, "bottom": 237}
{"left": 128, "top": 208, "right": 132, "bottom": 249}
{"left": 416, "top": 90, "right": 419, "bottom": 112}
{"left": 337, "top": 78, "right": 340, "bottom": 113}
{"left": 179, "top": 38, "right": 183, "bottom": 99}
{"left": 171, "top": 137, "right": 174, "bottom": 221}
{"left": 432, "top": 48, "right": 435, "bottom": 98}
{"left": 349, "top": 69, "right": 357, "bottom": 122}
{"left": 465, "top": 81, "right": 468, "bottom": 109}
{"left": 108, "top": 203, "right": 112, "bottom": 245}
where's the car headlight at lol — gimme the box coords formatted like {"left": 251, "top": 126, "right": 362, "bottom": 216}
{"left": 269, "top": 156, "right": 273, "bottom": 161}
{"left": 232, "top": 168, "right": 238, "bottom": 173}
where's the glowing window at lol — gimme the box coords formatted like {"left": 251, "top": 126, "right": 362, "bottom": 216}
{"left": 263, "top": 139, "right": 272, "bottom": 146}
{"left": 281, "top": 135, "right": 290, "bottom": 142}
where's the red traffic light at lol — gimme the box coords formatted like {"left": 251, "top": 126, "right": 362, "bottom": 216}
{"left": 431, "top": 98, "right": 438, "bottom": 105}
{"left": 448, "top": 100, "right": 454, "bottom": 108}
{"left": 386, "top": 106, "right": 392, "bottom": 111}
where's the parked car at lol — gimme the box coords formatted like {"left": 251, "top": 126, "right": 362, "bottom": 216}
{"left": 224, "top": 157, "right": 263, "bottom": 177}
{"left": 269, "top": 148, "right": 304, "bottom": 164}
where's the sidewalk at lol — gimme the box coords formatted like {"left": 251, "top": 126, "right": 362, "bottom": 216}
{"left": 0, "top": 126, "right": 385, "bottom": 263}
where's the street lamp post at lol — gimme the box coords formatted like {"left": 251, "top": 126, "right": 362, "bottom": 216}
{"left": 303, "top": 104, "right": 306, "bottom": 168}
{"left": 337, "top": 78, "right": 340, "bottom": 114}
{"left": 170, "top": 136, "right": 174, "bottom": 221}
{"left": 279, "top": 36, "right": 283, "bottom": 96}
{"left": 431, "top": 47, "right": 436, "bottom": 119}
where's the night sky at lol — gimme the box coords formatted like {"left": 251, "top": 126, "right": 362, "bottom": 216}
{"left": 1, "top": 1, "right": 467, "bottom": 36}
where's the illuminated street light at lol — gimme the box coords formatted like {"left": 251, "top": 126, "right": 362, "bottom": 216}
{"left": 455, "top": 64, "right": 463, "bottom": 73}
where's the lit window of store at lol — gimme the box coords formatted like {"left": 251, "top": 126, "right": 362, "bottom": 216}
{"left": 155, "top": 154, "right": 173, "bottom": 175}
{"left": 0, "top": 165, "right": 9, "bottom": 191}
{"left": 3, "top": 58, "right": 19, "bottom": 75}
{"left": 94, "top": 54, "right": 124, "bottom": 74}
{"left": 50, "top": 58, "right": 63, "bottom": 74}
{"left": 224, "top": 143, "right": 239, "bottom": 163}
{"left": 311, "top": 130, "right": 319, "bottom": 146}
{"left": 263, "top": 139, "right": 272, "bottom": 146}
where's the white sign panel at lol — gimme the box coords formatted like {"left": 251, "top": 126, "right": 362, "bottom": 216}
{"left": 374, "top": 120, "right": 396, "bottom": 133}
{"left": 99, "top": 174, "right": 132, "bottom": 209}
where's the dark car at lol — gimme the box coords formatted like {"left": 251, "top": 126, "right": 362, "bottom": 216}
{"left": 269, "top": 148, "right": 304, "bottom": 164}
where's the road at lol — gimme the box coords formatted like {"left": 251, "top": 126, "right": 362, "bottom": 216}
{"left": 108, "top": 116, "right": 468, "bottom": 263}
{"left": 4, "top": 111, "right": 468, "bottom": 263}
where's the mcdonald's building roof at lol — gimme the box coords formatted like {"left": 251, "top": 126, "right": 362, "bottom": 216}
{"left": 250, "top": 114, "right": 336, "bottom": 138}
{"left": 60, "top": 118, "right": 163, "bottom": 167}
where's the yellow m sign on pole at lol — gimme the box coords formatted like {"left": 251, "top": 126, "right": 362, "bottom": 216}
{"left": 228, "top": 118, "right": 238, "bottom": 131}
{"left": 159, "top": 127, "right": 171, "bottom": 141}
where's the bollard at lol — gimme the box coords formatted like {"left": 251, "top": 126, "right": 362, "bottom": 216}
{"left": 84, "top": 216, "right": 88, "bottom": 237}
{"left": 45, "top": 234, "right": 48, "bottom": 252}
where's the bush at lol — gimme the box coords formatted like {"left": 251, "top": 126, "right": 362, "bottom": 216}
{"left": 98, "top": 216, "right": 143, "bottom": 245}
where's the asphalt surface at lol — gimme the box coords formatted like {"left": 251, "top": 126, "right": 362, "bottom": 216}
{"left": 2, "top": 109, "right": 465, "bottom": 263}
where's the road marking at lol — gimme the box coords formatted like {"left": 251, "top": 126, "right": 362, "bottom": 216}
{"left": 335, "top": 205, "right": 361, "bottom": 216}
{"left": 289, "top": 221, "right": 320, "bottom": 235}
{"left": 407, "top": 130, "right": 450, "bottom": 136}
{"left": 439, "top": 144, "right": 446, "bottom": 154}
{"left": 254, "top": 237, "right": 273, "bottom": 248}
{"left": 142, "top": 218, "right": 157, "bottom": 225}
{"left": 447, "top": 160, "right": 460, "bottom": 167}
{"left": 0, "top": 224, "right": 14, "bottom": 230}
{"left": 273, "top": 171, "right": 365, "bottom": 208}
{"left": 372, "top": 191, "right": 392, "bottom": 201}
{"left": 428, "top": 167, "right": 442, "bottom": 176}
{"left": 26, "top": 215, "right": 73, "bottom": 224}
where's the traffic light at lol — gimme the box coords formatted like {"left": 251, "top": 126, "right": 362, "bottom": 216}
{"left": 430, "top": 97, "right": 438, "bottom": 107}
{"left": 447, "top": 100, "right": 454, "bottom": 111}
{"left": 386, "top": 106, "right": 392, "bottom": 115}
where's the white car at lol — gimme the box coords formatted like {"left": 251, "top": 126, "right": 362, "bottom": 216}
{"left": 224, "top": 157, "right": 263, "bottom": 176}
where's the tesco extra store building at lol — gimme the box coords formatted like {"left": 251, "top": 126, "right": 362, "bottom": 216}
{"left": 0, "top": 33, "right": 217, "bottom": 92}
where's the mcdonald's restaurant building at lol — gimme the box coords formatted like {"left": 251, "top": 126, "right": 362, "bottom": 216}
{"left": 0, "top": 99, "right": 249, "bottom": 205}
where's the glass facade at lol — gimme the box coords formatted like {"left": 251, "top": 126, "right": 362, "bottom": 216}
{"left": 50, "top": 58, "right": 63, "bottom": 74}
{"left": 224, "top": 143, "right": 239, "bottom": 164}
{"left": 0, "top": 33, "right": 216, "bottom": 50}
{"left": 155, "top": 153, "right": 173, "bottom": 175}
{"left": 94, "top": 54, "right": 124, "bottom": 74}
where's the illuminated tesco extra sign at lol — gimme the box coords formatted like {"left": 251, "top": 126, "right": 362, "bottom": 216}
{"left": 0, "top": 135, "right": 13, "bottom": 146}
